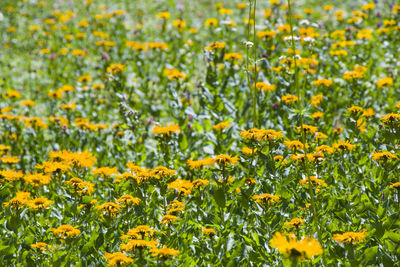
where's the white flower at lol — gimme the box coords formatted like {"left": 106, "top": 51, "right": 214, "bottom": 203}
{"left": 284, "top": 36, "right": 300, "bottom": 41}
{"left": 244, "top": 41, "right": 254, "bottom": 47}
{"left": 303, "top": 37, "right": 315, "bottom": 43}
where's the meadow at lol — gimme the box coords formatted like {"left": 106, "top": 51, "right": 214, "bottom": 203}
{"left": 0, "top": 0, "right": 400, "bottom": 266}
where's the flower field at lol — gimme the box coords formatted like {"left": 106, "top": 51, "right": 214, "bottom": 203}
{"left": 1, "top": 0, "right": 400, "bottom": 265}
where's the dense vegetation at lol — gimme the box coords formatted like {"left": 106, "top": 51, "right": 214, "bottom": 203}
{"left": 1, "top": 0, "right": 400, "bottom": 266}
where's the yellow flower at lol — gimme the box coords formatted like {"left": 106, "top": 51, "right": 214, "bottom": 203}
{"left": 284, "top": 140, "right": 305, "bottom": 151}
{"left": 160, "top": 214, "right": 178, "bottom": 225}
{"left": 107, "top": 63, "right": 125, "bottom": 75}
{"left": 97, "top": 202, "right": 121, "bottom": 217}
{"left": 156, "top": 11, "right": 171, "bottom": 19}
{"left": 78, "top": 74, "right": 92, "bottom": 83}
{"left": 270, "top": 232, "right": 323, "bottom": 261}
{"left": 254, "top": 82, "right": 275, "bottom": 92}
{"left": 104, "top": 252, "right": 133, "bottom": 266}
{"left": 4, "top": 191, "right": 31, "bottom": 209}
{"left": 151, "top": 245, "right": 180, "bottom": 260}
{"left": 224, "top": 53, "right": 243, "bottom": 61}
{"left": 240, "top": 128, "right": 283, "bottom": 141}
{"left": 28, "top": 197, "right": 53, "bottom": 210}
{"left": 121, "top": 225, "right": 157, "bottom": 240}
{"left": 313, "top": 79, "right": 332, "bottom": 87}
{"left": 281, "top": 95, "right": 298, "bottom": 104}
{"left": 168, "top": 179, "right": 193, "bottom": 196}
{"left": 116, "top": 194, "right": 140, "bottom": 206}
{"left": 31, "top": 242, "right": 51, "bottom": 251}
{"left": 20, "top": 100, "right": 36, "bottom": 107}
{"left": 332, "top": 140, "right": 356, "bottom": 151}
{"left": 213, "top": 154, "right": 238, "bottom": 166}
{"left": 372, "top": 151, "right": 398, "bottom": 162}
{"left": 213, "top": 122, "right": 230, "bottom": 131}
{"left": 205, "top": 18, "right": 218, "bottom": 27}
{"left": 1, "top": 156, "right": 20, "bottom": 164}
{"left": 257, "top": 30, "right": 276, "bottom": 39}
{"left": 284, "top": 218, "right": 305, "bottom": 229}
{"left": 121, "top": 239, "right": 157, "bottom": 252}
{"left": 377, "top": 77, "right": 393, "bottom": 88}
{"left": 24, "top": 173, "right": 51, "bottom": 187}
{"left": 0, "top": 169, "right": 23, "bottom": 182}
{"left": 296, "top": 124, "right": 318, "bottom": 135}
{"left": 187, "top": 158, "right": 214, "bottom": 169}
{"left": 389, "top": 182, "right": 400, "bottom": 190}
{"left": 153, "top": 123, "right": 180, "bottom": 136}
{"left": 192, "top": 179, "right": 209, "bottom": 188}
{"left": 333, "top": 229, "right": 367, "bottom": 244}
{"left": 93, "top": 167, "right": 117, "bottom": 178}
{"left": 202, "top": 227, "right": 216, "bottom": 238}
{"left": 381, "top": 113, "right": 400, "bottom": 125}
{"left": 252, "top": 193, "right": 280, "bottom": 206}
{"left": 299, "top": 176, "right": 327, "bottom": 192}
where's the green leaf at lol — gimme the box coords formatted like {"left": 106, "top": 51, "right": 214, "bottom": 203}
{"left": 363, "top": 246, "right": 378, "bottom": 263}
{"left": 214, "top": 188, "right": 226, "bottom": 208}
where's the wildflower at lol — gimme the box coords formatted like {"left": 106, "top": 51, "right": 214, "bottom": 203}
{"left": 270, "top": 232, "right": 323, "bottom": 261}
{"left": 316, "top": 145, "right": 335, "bottom": 154}
{"left": 0, "top": 169, "right": 23, "bottom": 182}
{"left": 284, "top": 218, "right": 305, "bottom": 229}
{"left": 213, "top": 122, "right": 230, "bottom": 131}
{"left": 213, "top": 154, "right": 238, "bottom": 166}
{"left": 78, "top": 74, "right": 92, "bottom": 83}
{"left": 168, "top": 179, "right": 193, "bottom": 196}
{"left": 296, "top": 124, "right": 318, "bottom": 135}
{"left": 104, "top": 252, "right": 133, "bottom": 266}
{"left": 1, "top": 156, "right": 20, "bottom": 164}
{"left": 24, "top": 173, "right": 51, "bottom": 187}
{"left": 116, "top": 194, "right": 140, "bottom": 206}
{"left": 4, "top": 191, "right": 31, "bottom": 209}
{"left": 156, "top": 11, "right": 171, "bottom": 19}
{"left": 205, "top": 18, "right": 218, "bottom": 27}
{"left": 192, "top": 179, "right": 209, "bottom": 188}
{"left": 153, "top": 123, "right": 180, "bottom": 136}
{"left": 257, "top": 30, "right": 276, "bottom": 39}
{"left": 343, "top": 71, "right": 363, "bottom": 80}
{"left": 202, "top": 227, "right": 216, "bottom": 238}
{"left": 107, "top": 63, "right": 125, "bottom": 75}
{"left": 312, "top": 112, "right": 324, "bottom": 120}
{"left": 121, "top": 239, "right": 157, "bottom": 251}
{"left": 97, "top": 202, "right": 121, "bottom": 217}
{"left": 333, "top": 229, "right": 367, "bottom": 244}
{"left": 254, "top": 82, "right": 276, "bottom": 92}
{"left": 362, "top": 108, "right": 375, "bottom": 118}
{"left": 242, "top": 147, "right": 256, "bottom": 155}
{"left": 93, "top": 167, "right": 118, "bottom": 178}
{"left": 299, "top": 176, "right": 327, "bottom": 192}
{"left": 224, "top": 53, "right": 243, "bottom": 61}
{"left": 121, "top": 225, "right": 157, "bottom": 240}
{"left": 281, "top": 95, "right": 299, "bottom": 104}
{"left": 31, "top": 242, "right": 51, "bottom": 251}
{"left": 313, "top": 79, "right": 332, "bottom": 87}
{"left": 29, "top": 197, "right": 53, "bottom": 210}
{"left": 372, "top": 151, "right": 398, "bottom": 162}
{"left": 253, "top": 193, "right": 280, "bottom": 206}
{"left": 332, "top": 140, "right": 356, "bottom": 151}
{"left": 240, "top": 129, "right": 283, "bottom": 142}
{"left": 381, "top": 113, "right": 400, "bottom": 125}
{"left": 173, "top": 19, "right": 186, "bottom": 32}
{"left": 52, "top": 225, "right": 80, "bottom": 238}
{"left": 284, "top": 140, "right": 305, "bottom": 151}
{"left": 347, "top": 106, "right": 363, "bottom": 115}
{"left": 151, "top": 245, "right": 180, "bottom": 260}
{"left": 160, "top": 215, "right": 178, "bottom": 225}
{"left": 205, "top": 41, "right": 226, "bottom": 50}
{"left": 389, "top": 182, "right": 400, "bottom": 190}
{"left": 377, "top": 77, "right": 393, "bottom": 88}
